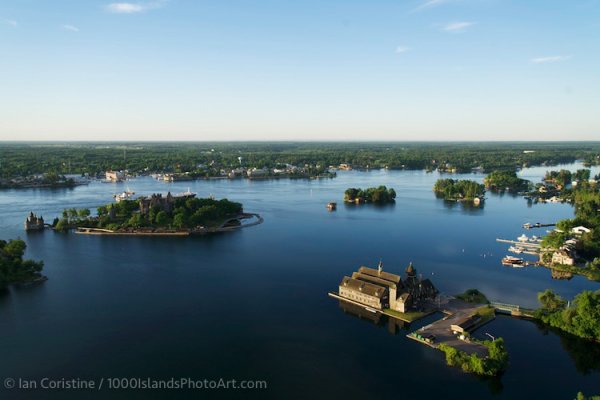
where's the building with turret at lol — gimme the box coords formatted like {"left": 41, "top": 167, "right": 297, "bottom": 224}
{"left": 338, "top": 261, "right": 438, "bottom": 313}
{"left": 24, "top": 212, "right": 44, "bottom": 231}
{"left": 138, "top": 192, "right": 196, "bottom": 216}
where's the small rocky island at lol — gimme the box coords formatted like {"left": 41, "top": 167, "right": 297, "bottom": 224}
{"left": 50, "top": 192, "right": 262, "bottom": 236}
{"left": 483, "top": 170, "right": 531, "bottom": 192}
{"left": 433, "top": 178, "right": 485, "bottom": 203}
{"left": 343, "top": 186, "right": 396, "bottom": 204}
{"left": 0, "top": 239, "right": 46, "bottom": 289}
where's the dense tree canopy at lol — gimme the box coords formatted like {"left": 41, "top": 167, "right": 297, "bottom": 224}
{"left": 344, "top": 186, "right": 396, "bottom": 204}
{"left": 2, "top": 142, "right": 599, "bottom": 180}
{"left": 483, "top": 170, "right": 531, "bottom": 192}
{"left": 536, "top": 289, "right": 600, "bottom": 342}
{"left": 0, "top": 239, "right": 44, "bottom": 289}
{"left": 433, "top": 179, "right": 485, "bottom": 201}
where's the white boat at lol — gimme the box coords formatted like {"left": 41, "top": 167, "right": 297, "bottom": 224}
{"left": 508, "top": 246, "right": 523, "bottom": 254}
{"left": 114, "top": 187, "right": 135, "bottom": 202}
{"left": 502, "top": 255, "right": 524, "bottom": 266}
{"left": 517, "top": 234, "right": 529, "bottom": 242}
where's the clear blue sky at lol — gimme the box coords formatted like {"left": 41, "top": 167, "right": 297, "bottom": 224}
{"left": 1, "top": 0, "right": 599, "bottom": 141}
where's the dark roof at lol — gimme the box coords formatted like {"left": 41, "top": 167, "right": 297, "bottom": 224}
{"left": 340, "top": 276, "right": 387, "bottom": 299}
{"left": 352, "top": 272, "right": 399, "bottom": 290}
{"left": 450, "top": 315, "right": 481, "bottom": 331}
{"left": 358, "top": 266, "right": 401, "bottom": 284}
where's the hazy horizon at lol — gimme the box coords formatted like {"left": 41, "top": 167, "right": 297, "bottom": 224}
{"left": 1, "top": 0, "right": 599, "bottom": 141}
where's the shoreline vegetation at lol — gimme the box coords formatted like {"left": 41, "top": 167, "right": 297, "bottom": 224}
{"left": 0, "top": 172, "right": 83, "bottom": 189}
{"left": 2, "top": 142, "right": 600, "bottom": 189}
{"left": 483, "top": 170, "right": 532, "bottom": 192}
{"left": 51, "top": 195, "right": 261, "bottom": 236}
{"left": 343, "top": 186, "right": 396, "bottom": 204}
{"left": 433, "top": 179, "right": 485, "bottom": 203}
{"left": 535, "top": 289, "right": 600, "bottom": 343}
{"left": 0, "top": 239, "right": 45, "bottom": 290}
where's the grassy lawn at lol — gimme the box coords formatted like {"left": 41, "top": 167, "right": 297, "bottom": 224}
{"left": 474, "top": 305, "right": 496, "bottom": 323}
{"left": 382, "top": 309, "right": 429, "bottom": 322}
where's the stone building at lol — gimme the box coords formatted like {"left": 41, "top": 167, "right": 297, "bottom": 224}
{"left": 138, "top": 192, "right": 196, "bottom": 216}
{"left": 24, "top": 212, "right": 44, "bottom": 231}
{"left": 105, "top": 170, "right": 125, "bottom": 182}
{"left": 338, "top": 262, "right": 438, "bottom": 313}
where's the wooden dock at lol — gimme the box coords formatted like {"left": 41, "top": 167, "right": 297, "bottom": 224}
{"left": 496, "top": 238, "right": 541, "bottom": 248}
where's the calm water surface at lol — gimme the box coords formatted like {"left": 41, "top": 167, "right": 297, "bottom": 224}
{"left": 1, "top": 164, "right": 599, "bottom": 399}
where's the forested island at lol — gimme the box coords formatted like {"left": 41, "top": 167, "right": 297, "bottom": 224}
{"left": 483, "top": 170, "right": 531, "bottom": 192}
{"left": 433, "top": 179, "right": 485, "bottom": 202}
{"left": 0, "top": 172, "right": 79, "bottom": 189}
{"left": 344, "top": 186, "right": 396, "bottom": 204}
{"left": 2, "top": 142, "right": 600, "bottom": 186}
{"left": 52, "top": 193, "right": 256, "bottom": 235}
{"left": 0, "top": 239, "right": 45, "bottom": 289}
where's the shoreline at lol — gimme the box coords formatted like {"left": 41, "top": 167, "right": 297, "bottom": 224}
{"left": 74, "top": 213, "right": 263, "bottom": 236}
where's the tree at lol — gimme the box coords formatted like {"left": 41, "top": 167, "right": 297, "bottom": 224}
{"left": 538, "top": 289, "right": 567, "bottom": 311}
{"left": 77, "top": 208, "right": 90, "bottom": 219}
{"left": 155, "top": 211, "right": 170, "bottom": 226}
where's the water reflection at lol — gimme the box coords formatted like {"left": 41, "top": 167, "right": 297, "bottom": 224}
{"left": 338, "top": 301, "right": 407, "bottom": 335}
{"left": 534, "top": 322, "right": 600, "bottom": 374}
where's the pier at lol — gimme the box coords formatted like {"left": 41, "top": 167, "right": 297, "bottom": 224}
{"left": 496, "top": 238, "right": 541, "bottom": 248}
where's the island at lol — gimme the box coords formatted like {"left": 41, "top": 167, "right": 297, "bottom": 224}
{"left": 343, "top": 186, "right": 396, "bottom": 204}
{"left": 483, "top": 170, "right": 531, "bottom": 192}
{"left": 52, "top": 192, "right": 262, "bottom": 235}
{"left": 0, "top": 239, "right": 45, "bottom": 289}
{"left": 0, "top": 172, "right": 81, "bottom": 189}
{"left": 329, "top": 262, "right": 508, "bottom": 376}
{"left": 433, "top": 179, "right": 485, "bottom": 203}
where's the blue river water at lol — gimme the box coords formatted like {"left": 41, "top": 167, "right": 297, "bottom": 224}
{"left": 0, "top": 164, "right": 599, "bottom": 399}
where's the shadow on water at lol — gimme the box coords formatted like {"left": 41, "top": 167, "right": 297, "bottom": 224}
{"left": 533, "top": 320, "right": 600, "bottom": 374}
{"left": 338, "top": 302, "right": 506, "bottom": 395}
{"left": 342, "top": 202, "right": 396, "bottom": 212}
{"left": 439, "top": 198, "right": 485, "bottom": 213}
{"left": 338, "top": 301, "right": 408, "bottom": 335}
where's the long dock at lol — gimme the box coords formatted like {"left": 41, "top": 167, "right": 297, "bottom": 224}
{"left": 496, "top": 238, "right": 541, "bottom": 248}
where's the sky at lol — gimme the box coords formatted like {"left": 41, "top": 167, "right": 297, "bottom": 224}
{"left": 0, "top": 0, "right": 599, "bottom": 141}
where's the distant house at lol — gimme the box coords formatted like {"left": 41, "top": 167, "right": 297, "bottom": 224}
{"left": 571, "top": 226, "right": 591, "bottom": 235}
{"left": 247, "top": 168, "right": 268, "bottom": 177}
{"left": 105, "top": 170, "right": 125, "bottom": 182}
{"left": 552, "top": 249, "right": 575, "bottom": 266}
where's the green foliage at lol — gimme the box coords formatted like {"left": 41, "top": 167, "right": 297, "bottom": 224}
{"left": 484, "top": 170, "right": 531, "bottom": 192}
{"left": 2, "top": 142, "right": 598, "bottom": 182}
{"left": 86, "top": 196, "right": 244, "bottom": 230}
{"left": 576, "top": 392, "right": 600, "bottom": 400}
{"left": 438, "top": 338, "right": 508, "bottom": 376}
{"left": 433, "top": 179, "right": 485, "bottom": 201}
{"left": 536, "top": 289, "right": 600, "bottom": 341}
{"left": 344, "top": 186, "right": 396, "bottom": 204}
{"left": 0, "top": 239, "right": 44, "bottom": 289}
{"left": 545, "top": 169, "right": 572, "bottom": 189}
{"left": 456, "top": 289, "right": 489, "bottom": 304}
